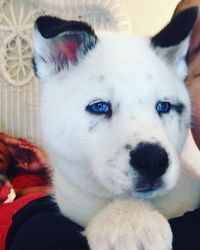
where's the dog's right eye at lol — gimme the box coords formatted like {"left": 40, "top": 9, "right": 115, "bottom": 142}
{"left": 86, "top": 100, "right": 112, "bottom": 117}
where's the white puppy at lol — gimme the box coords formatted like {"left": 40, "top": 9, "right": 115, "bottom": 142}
{"left": 33, "top": 7, "right": 200, "bottom": 250}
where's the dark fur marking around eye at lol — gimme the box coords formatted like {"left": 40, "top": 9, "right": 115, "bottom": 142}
{"left": 158, "top": 101, "right": 185, "bottom": 117}
{"left": 89, "top": 121, "right": 99, "bottom": 132}
{"left": 171, "top": 103, "right": 185, "bottom": 114}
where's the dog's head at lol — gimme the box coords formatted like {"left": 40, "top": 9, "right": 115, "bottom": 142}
{"left": 33, "top": 8, "right": 197, "bottom": 199}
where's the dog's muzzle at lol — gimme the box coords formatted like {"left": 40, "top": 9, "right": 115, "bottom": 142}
{"left": 129, "top": 142, "right": 169, "bottom": 192}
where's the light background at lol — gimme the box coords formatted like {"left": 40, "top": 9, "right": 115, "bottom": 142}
{"left": 122, "top": 0, "right": 181, "bottom": 35}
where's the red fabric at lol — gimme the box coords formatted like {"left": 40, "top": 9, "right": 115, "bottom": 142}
{"left": 0, "top": 184, "right": 10, "bottom": 203}
{"left": 0, "top": 193, "right": 46, "bottom": 250}
{"left": 10, "top": 170, "right": 49, "bottom": 190}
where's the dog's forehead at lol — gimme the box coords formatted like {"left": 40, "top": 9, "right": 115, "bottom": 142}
{"left": 54, "top": 33, "right": 188, "bottom": 104}
{"left": 81, "top": 34, "right": 183, "bottom": 94}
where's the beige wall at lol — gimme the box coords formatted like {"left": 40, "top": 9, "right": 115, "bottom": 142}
{"left": 122, "top": 0, "right": 181, "bottom": 35}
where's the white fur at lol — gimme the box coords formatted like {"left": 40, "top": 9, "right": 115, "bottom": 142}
{"left": 34, "top": 30, "right": 200, "bottom": 250}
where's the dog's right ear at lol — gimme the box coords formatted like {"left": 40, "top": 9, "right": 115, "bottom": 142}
{"left": 32, "top": 16, "right": 98, "bottom": 80}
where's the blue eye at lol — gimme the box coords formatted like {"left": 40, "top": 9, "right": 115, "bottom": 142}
{"left": 86, "top": 101, "right": 112, "bottom": 117}
{"left": 156, "top": 101, "right": 171, "bottom": 114}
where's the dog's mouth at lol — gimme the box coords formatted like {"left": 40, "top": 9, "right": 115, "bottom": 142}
{"left": 135, "top": 177, "right": 163, "bottom": 194}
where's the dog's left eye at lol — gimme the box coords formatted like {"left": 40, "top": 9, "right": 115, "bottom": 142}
{"left": 156, "top": 101, "right": 171, "bottom": 114}
{"left": 86, "top": 101, "right": 112, "bottom": 116}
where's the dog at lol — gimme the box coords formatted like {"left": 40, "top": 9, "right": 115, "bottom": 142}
{"left": 32, "top": 7, "right": 200, "bottom": 250}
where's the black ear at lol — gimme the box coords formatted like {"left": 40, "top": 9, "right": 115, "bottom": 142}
{"left": 32, "top": 16, "right": 98, "bottom": 80}
{"left": 151, "top": 7, "right": 198, "bottom": 80}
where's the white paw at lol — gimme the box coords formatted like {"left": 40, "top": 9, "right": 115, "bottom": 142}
{"left": 86, "top": 200, "right": 172, "bottom": 250}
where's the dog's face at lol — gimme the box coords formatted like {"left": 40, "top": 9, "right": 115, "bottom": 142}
{"left": 33, "top": 8, "right": 197, "bottom": 199}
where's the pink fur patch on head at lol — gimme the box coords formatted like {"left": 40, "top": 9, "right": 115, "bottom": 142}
{"left": 58, "top": 39, "right": 80, "bottom": 64}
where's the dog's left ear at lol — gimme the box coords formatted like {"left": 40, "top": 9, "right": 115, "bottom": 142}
{"left": 32, "top": 16, "right": 98, "bottom": 80}
{"left": 151, "top": 7, "right": 198, "bottom": 81}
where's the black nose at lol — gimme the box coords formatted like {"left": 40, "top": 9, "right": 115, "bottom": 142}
{"left": 130, "top": 143, "right": 169, "bottom": 179}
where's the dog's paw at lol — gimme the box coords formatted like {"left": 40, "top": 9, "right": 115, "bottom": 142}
{"left": 86, "top": 200, "right": 172, "bottom": 250}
